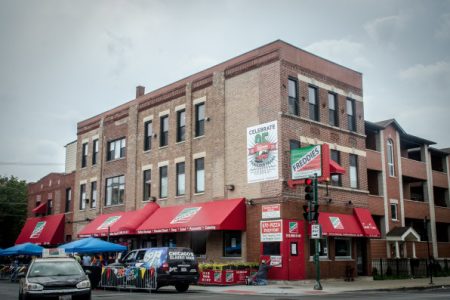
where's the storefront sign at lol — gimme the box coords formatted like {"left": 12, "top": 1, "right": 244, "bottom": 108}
{"left": 286, "top": 221, "right": 301, "bottom": 238}
{"left": 97, "top": 215, "right": 121, "bottom": 230}
{"left": 311, "top": 224, "right": 322, "bottom": 239}
{"left": 330, "top": 216, "right": 344, "bottom": 229}
{"left": 270, "top": 255, "right": 282, "bottom": 267}
{"left": 290, "top": 145, "right": 322, "bottom": 179}
{"left": 170, "top": 207, "right": 201, "bottom": 224}
{"left": 262, "top": 204, "right": 280, "bottom": 219}
{"left": 247, "top": 121, "right": 279, "bottom": 183}
{"left": 260, "top": 220, "right": 283, "bottom": 242}
{"left": 30, "top": 221, "right": 46, "bottom": 238}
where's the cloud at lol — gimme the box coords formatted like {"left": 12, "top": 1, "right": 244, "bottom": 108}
{"left": 399, "top": 61, "right": 450, "bottom": 87}
{"left": 305, "top": 39, "right": 372, "bottom": 71}
{"left": 435, "top": 13, "right": 450, "bottom": 40}
{"left": 364, "top": 15, "right": 407, "bottom": 47}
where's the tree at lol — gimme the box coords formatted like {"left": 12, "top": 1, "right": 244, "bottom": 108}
{"left": 0, "top": 176, "right": 27, "bottom": 248}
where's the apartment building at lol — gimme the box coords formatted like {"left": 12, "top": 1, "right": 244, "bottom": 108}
{"left": 69, "top": 40, "right": 380, "bottom": 280}
{"left": 365, "top": 119, "right": 450, "bottom": 260}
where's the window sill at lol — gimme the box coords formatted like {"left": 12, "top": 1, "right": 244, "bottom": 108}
{"left": 143, "top": 149, "right": 152, "bottom": 154}
{"left": 159, "top": 145, "right": 169, "bottom": 150}
{"left": 335, "top": 257, "right": 354, "bottom": 261}
{"left": 221, "top": 256, "right": 242, "bottom": 260}
{"left": 104, "top": 204, "right": 125, "bottom": 208}
{"left": 106, "top": 157, "right": 126, "bottom": 163}
{"left": 194, "top": 192, "right": 205, "bottom": 196}
{"left": 193, "top": 135, "right": 205, "bottom": 140}
{"left": 176, "top": 140, "right": 185, "bottom": 145}
{"left": 175, "top": 195, "right": 186, "bottom": 198}
{"left": 158, "top": 197, "right": 168, "bottom": 201}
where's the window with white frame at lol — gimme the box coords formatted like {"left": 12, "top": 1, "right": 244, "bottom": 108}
{"left": 105, "top": 175, "right": 125, "bottom": 206}
{"left": 176, "top": 162, "right": 185, "bottom": 196}
{"left": 65, "top": 188, "right": 71, "bottom": 213}
{"left": 92, "top": 139, "right": 99, "bottom": 165}
{"left": 391, "top": 203, "right": 398, "bottom": 221}
{"left": 90, "top": 181, "right": 97, "bottom": 208}
{"left": 107, "top": 138, "right": 126, "bottom": 161}
{"left": 335, "top": 238, "right": 352, "bottom": 258}
{"left": 330, "top": 150, "right": 342, "bottom": 186}
{"left": 160, "top": 116, "right": 169, "bottom": 147}
{"left": 195, "top": 103, "right": 205, "bottom": 137}
{"left": 308, "top": 86, "right": 319, "bottom": 121}
{"left": 195, "top": 157, "right": 205, "bottom": 193}
{"left": 176, "top": 110, "right": 185, "bottom": 142}
{"left": 79, "top": 184, "right": 86, "bottom": 210}
{"left": 347, "top": 98, "right": 356, "bottom": 132}
{"left": 328, "top": 92, "right": 338, "bottom": 127}
{"left": 159, "top": 166, "right": 168, "bottom": 198}
{"left": 309, "top": 238, "right": 328, "bottom": 258}
{"left": 387, "top": 139, "right": 395, "bottom": 176}
{"left": 144, "top": 120, "right": 153, "bottom": 151}
{"left": 143, "top": 169, "right": 151, "bottom": 201}
{"left": 81, "top": 143, "right": 88, "bottom": 168}
{"left": 349, "top": 154, "right": 358, "bottom": 188}
{"left": 288, "top": 78, "right": 299, "bottom": 115}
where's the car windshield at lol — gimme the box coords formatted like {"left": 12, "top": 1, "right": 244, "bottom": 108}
{"left": 28, "top": 261, "right": 84, "bottom": 277}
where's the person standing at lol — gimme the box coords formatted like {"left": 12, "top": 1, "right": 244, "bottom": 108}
{"left": 82, "top": 254, "right": 91, "bottom": 267}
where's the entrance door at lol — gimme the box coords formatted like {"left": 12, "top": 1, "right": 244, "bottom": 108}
{"left": 356, "top": 239, "right": 367, "bottom": 275}
{"left": 285, "top": 220, "right": 305, "bottom": 280}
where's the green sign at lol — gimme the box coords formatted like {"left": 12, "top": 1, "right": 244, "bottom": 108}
{"left": 290, "top": 145, "right": 322, "bottom": 179}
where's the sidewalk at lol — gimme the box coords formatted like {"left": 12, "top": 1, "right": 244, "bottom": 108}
{"left": 190, "top": 276, "right": 450, "bottom": 296}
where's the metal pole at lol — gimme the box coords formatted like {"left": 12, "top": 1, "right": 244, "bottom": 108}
{"left": 424, "top": 216, "right": 433, "bottom": 284}
{"left": 107, "top": 226, "right": 110, "bottom": 242}
{"left": 313, "top": 174, "right": 322, "bottom": 290}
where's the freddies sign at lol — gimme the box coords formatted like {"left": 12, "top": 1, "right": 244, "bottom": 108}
{"left": 290, "top": 145, "right": 322, "bottom": 179}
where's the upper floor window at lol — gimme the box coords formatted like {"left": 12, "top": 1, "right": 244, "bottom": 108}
{"left": 105, "top": 175, "right": 125, "bottom": 206}
{"left": 81, "top": 143, "right": 88, "bottom": 168}
{"left": 308, "top": 86, "right": 319, "bottom": 121}
{"left": 176, "top": 162, "right": 185, "bottom": 196}
{"left": 195, "top": 103, "right": 205, "bottom": 137}
{"left": 330, "top": 150, "right": 342, "bottom": 187}
{"left": 143, "top": 169, "right": 151, "bottom": 201}
{"left": 349, "top": 154, "right": 358, "bottom": 188}
{"left": 90, "top": 181, "right": 97, "bottom": 209}
{"left": 144, "top": 120, "right": 153, "bottom": 151}
{"left": 328, "top": 92, "right": 338, "bottom": 127}
{"left": 387, "top": 139, "right": 395, "bottom": 177}
{"left": 159, "top": 166, "right": 168, "bottom": 198}
{"left": 79, "top": 184, "right": 86, "bottom": 210}
{"left": 347, "top": 98, "right": 356, "bottom": 132}
{"left": 47, "top": 199, "right": 53, "bottom": 215}
{"left": 160, "top": 116, "right": 169, "bottom": 147}
{"left": 289, "top": 139, "right": 301, "bottom": 151}
{"left": 390, "top": 202, "right": 398, "bottom": 221}
{"left": 177, "top": 110, "right": 186, "bottom": 142}
{"left": 288, "top": 78, "right": 299, "bottom": 115}
{"left": 107, "top": 138, "right": 126, "bottom": 161}
{"left": 92, "top": 139, "right": 99, "bottom": 165}
{"left": 195, "top": 157, "right": 205, "bottom": 193}
{"left": 65, "top": 188, "right": 71, "bottom": 213}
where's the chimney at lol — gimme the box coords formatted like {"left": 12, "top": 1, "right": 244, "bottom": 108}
{"left": 136, "top": 85, "right": 145, "bottom": 98}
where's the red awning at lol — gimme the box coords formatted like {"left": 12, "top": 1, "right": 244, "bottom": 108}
{"left": 317, "top": 212, "right": 364, "bottom": 237}
{"left": 354, "top": 208, "right": 381, "bottom": 238}
{"left": 330, "top": 160, "right": 345, "bottom": 175}
{"left": 32, "top": 202, "right": 47, "bottom": 214}
{"left": 78, "top": 202, "right": 160, "bottom": 237}
{"left": 16, "top": 214, "right": 65, "bottom": 245}
{"left": 137, "top": 198, "right": 246, "bottom": 234}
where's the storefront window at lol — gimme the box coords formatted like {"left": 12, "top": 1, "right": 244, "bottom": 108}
{"left": 162, "top": 233, "right": 176, "bottom": 247}
{"left": 262, "top": 242, "right": 280, "bottom": 255}
{"left": 191, "top": 231, "right": 208, "bottom": 256}
{"left": 335, "top": 238, "right": 352, "bottom": 259}
{"left": 223, "top": 231, "right": 242, "bottom": 257}
{"left": 309, "top": 238, "right": 328, "bottom": 258}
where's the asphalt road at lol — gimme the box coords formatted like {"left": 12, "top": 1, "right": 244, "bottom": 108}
{"left": 1, "top": 280, "right": 450, "bottom": 300}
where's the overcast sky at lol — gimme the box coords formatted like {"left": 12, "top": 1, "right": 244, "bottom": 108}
{"left": 1, "top": 0, "right": 449, "bottom": 182}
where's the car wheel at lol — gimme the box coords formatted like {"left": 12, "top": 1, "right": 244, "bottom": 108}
{"left": 175, "top": 283, "right": 189, "bottom": 293}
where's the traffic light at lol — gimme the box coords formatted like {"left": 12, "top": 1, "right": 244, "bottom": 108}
{"left": 304, "top": 178, "right": 314, "bottom": 202}
{"left": 303, "top": 205, "right": 310, "bottom": 221}
{"left": 312, "top": 204, "right": 320, "bottom": 222}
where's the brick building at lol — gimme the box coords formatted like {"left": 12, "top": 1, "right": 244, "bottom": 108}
{"left": 18, "top": 40, "right": 447, "bottom": 280}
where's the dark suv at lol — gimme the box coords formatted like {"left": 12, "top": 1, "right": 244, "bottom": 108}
{"left": 119, "top": 247, "right": 198, "bottom": 292}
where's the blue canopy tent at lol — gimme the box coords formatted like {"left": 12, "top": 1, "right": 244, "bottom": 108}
{"left": 0, "top": 243, "right": 44, "bottom": 256}
{"left": 59, "top": 237, "right": 127, "bottom": 254}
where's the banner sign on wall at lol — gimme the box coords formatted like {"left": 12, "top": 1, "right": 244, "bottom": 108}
{"left": 290, "top": 145, "right": 322, "bottom": 179}
{"left": 260, "top": 220, "right": 283, "bottom": 242}
{"left": 262, "top": 204, "right": 280, "bottom": 219}
{"left": 247, "top": 121, "right": 278, "bottom": 183}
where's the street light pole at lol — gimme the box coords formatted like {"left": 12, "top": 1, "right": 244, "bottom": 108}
{"left": 313, "top": 174, "right": 322, "bottom": 290}
{"left": 424, "top": 216, "right": 433, "bottom": 285}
